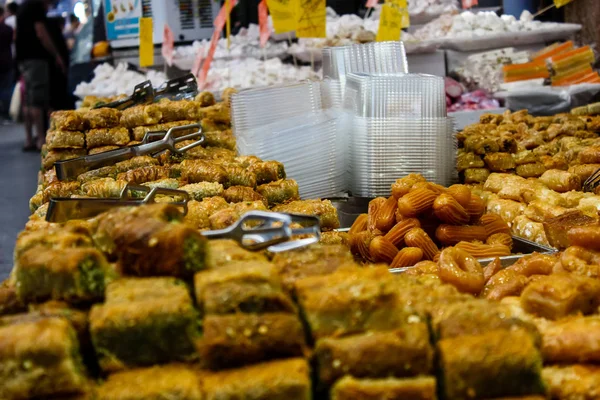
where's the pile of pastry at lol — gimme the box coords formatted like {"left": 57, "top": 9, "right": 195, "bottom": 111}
{"left": 470, "top": 170, "right": 600, "bottom": 248}
{"left": 4, "top": 221, "right": 600, "bottom": 399}
{"left": 346, "top": 174, "right": 514, "bottom": 270}
{"left": 41, "top": 89, "right": 232, "bottom": 171}
{"left": 457, "top": 109, "right": 600, "bottom": 184}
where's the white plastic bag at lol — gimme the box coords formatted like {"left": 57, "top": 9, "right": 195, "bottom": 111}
{"left": 9, "top": 80, "right": 21, "bottom": 122}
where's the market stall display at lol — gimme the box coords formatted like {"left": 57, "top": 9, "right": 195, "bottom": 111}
{"left": 407, "top": 10, "right": 581, "bottom": 52}
{"left": 456, "top": 109, "right": 600, "bottom": 247}
{"left": 74, "top": 63, "right": 167, "bottom": 100}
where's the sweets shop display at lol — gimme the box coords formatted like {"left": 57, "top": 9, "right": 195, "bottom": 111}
{"left": 4, "top": 0, "right": 600, "bottom": 397}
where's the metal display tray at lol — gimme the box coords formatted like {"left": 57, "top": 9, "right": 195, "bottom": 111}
{"left": 389, "top": 236, "right": 557, "bottom": 274}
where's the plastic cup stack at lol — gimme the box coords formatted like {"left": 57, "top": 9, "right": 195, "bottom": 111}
{"left": 236, "top": 111, "right": 348, "bottom": 199}
{"left": 230, "top": 81, "right": 323, "bottom": 134}
{"left": 343, "top": 72, "right": 456, "bottom": 197}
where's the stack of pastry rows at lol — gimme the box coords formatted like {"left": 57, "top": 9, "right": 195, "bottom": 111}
{"left": 30, "top": 91, "right": 341, "bottom": 232}
{"left": 0, "top": 204, "right": 555, "bottom": 400}
{"left": 41, "top": 91, "right": 228, "bottom": 172}
{"left": 457, "top": 109, "right": 600, "bottom": 184}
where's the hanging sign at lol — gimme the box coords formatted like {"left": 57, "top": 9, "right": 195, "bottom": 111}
{"left": 266, "top": 0, "right": 296, "bottom": 34}
{"left": 161, "top": 24, "right": 174, "bottom": 66}
{"left": 376, "top": 3, "right": 402, "bottom": 42}
{"left": 258, "top": 0, "right": 270, "bottom": 47}
{"left": 295, "top": 0, "right": 326, "bottom": 38}
{"left": 139, "top": 17, "right": 153, "bottom": 67}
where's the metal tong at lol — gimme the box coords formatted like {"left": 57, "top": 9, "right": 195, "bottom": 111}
{"left": 95, "top": 73, "right": 198, "bottom": 110}
{"left": 203, "top": 211, "right": 321, "bottom": 252}
{"left": 583, "top": 167, "right": 600, "bottom": 193}
{"left": 54, "top": 123, "right": 204, "bottom": 181}
{"left": 46, "top": 184, "right": 189, "bottom": 223}
{"left": 46, "top": 183, "right": 321, "bottom": 252}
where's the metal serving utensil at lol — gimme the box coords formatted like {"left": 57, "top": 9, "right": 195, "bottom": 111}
{"left": 47, "top": 184, "right": 321, "bottom": 252}
{"left": 54, "top": 124, "right": 204, "bottom": 181}
{"left": 95, "top": 73, "right": 199, "bottom": 110}
{"left": 154, "top": 73, "right": 198, "bottom": 101}
{"left": 202, "top": 212, "right": 321, "bottom": 252}
{"left": 94, "top": 80, "right": 155, "bottom": 110}
{"left": 583, "top": 167, "right": 600, "bottom": 193}
{"left": 46, "top": 184, "right": 190, "bottom": 223}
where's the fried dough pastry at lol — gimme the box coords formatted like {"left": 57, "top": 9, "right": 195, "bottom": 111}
{"left": 120, "top": 104, "right": 162, "bottom": 128}
{"left": 539, "top": 169, "right": 582, "bottom": 192}
{"left": 331, "top": 376, "right": 437, "bottom": 400}
{"left": 83, "top": 108, "right": 121, "bottom": 129}
{"left": 521, "top": 273, "right": 600, "bottom": 320}
{"left": 50, "top": 109, "right": 87, "bottom": 131}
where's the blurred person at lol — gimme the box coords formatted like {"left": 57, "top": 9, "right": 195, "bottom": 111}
{"left": 16, "top": 0, "right": 66, "bottom": 151}
{"left": 5, "top": 2, "right": 18, "bottom": 30}
{"left": 47, "top": 15, "right": 71, "bottom": 111}
{"left": 64, "top": 13, "right": 80, "bottom": 51}
{"left": 0, "top": 6, "right": 15, "bottom": 118}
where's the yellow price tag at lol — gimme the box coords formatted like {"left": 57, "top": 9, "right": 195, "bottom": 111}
{"left": 390, "top": 0, "right": 408, "bottom": 8}
{"left": 400, "top": 8, "right": 410, "bottom": 28}
{"left": 554, "top": 0, "right": 574, "bottom": 7}
{"left": 295, "top": 0, "right": 326, "bottom": 38}
{"left": 139, "top": 17, "right": 154, "bottom": 67}
{"left": 376, "top": 4, "right": 402, "bottom": 42}
{"left": 266, "top": 0, "right": 296, "bottom": 34}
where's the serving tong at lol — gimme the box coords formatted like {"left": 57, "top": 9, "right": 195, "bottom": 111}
{"left": 47, "top": 184, "right": 321, "bottom": 252}
{"left": 54, "top": 124, "right": 204, "bottom": 181}
{"left": 94, "top": 73, "right": 198, "bottom": 110}
{"left": 583, "top": 168, "right": 600, "bottom": 193}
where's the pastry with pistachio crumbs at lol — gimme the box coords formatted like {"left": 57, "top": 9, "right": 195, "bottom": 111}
{"left": 247, "top": 160, "right": 286, "bottom": 185}
{"left": 183, "top": 197, "right": 229, "bottom": 230}
{"left": 42, "top": 148, "right": 87, "bottom": 170}
{"left": 315, "top": 322, "right": 433, "bottom": 387}
{"left": 83, "top": 108, "right": 121, "bottom": 129}
{"left": 429, "top": 299, "right": 540, "bottom": 341}
{"left": 15, "top": 247, "right": 113, "bottom": 303}
{"left": 257, "top": 179, "right": 300, "bottom": 206}
{"left": 85, "top": 127, "right": 130, "bottom": 148}
{"left": 438, "top": 328, "right": 545, "bottom": 400}
{"left": 331, "top": 376, "right": 438, "bottom": 400}
{"left": 46, "top": 129, "right": 85, "bottom": 150}
{"left": 178, "top": 182, "right": 224, "bottom": 201}
{"left": 90, "top": 277, "right": 199, "bottom": 372}
{"left": 204, "top": 239, "right": 268, "bottom": 269}
{"left": 204, "top": 129, "right": 236, "bottom": 150}
{"left": 222, "top": 185, "right": 267, "bottom": 206}
{"left": 97, "top": 364, "right": 202, "bottom": 400}
{"left": 0, "top": 317, "right": 87, "bottom": 399}
{"left": 295, "top": 266, "right": 414, "bottom": 340}
{"left": 81, "top": 177, "right": 127, "bottom": 198}
{"left": 194, "top": 261, "right": 296, "bottom": 315}
{"left": 110, "top": 219, "right": 207, "bottom": 278}
{"left": 105, "top": 277, "right": 191, "bottom": 303}
{"left": 198, "top": 312, "right": 307, "bottom": 370}
{"left": 272, "top": 244, "right": 355, "bottom": 292}
{"left": 273, "top": 199, "right": 340, "bottom": 231}
{"left": 201, "top": 358, "right": 311, "bottom": 400}
{"left": 208, "top": 200, "right": 268, "bottom": 230}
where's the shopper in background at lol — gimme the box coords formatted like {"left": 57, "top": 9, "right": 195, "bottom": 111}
{"left": 64, "top": 13, "right": 80, "bottom": 51}
{"left": 0, "top": 6, "right": 15, "bottom": 119}
{"left": 16, "top": 0, "right": 65, "bottom": 151}
{"left": 4, "top": 2, "right": 18, "bottom": 31}
{"left": 47, "top": 15, "right": 71, "bottom": 111}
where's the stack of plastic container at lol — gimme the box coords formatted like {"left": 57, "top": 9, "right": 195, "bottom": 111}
{"left": 321, "top": 42, "right": 409, "bottom": 108}
{"left": 344, "top": 72, "right": 456, "bottom": 197}
{"left": 232, "top": 82, "right": 347, "bottom": 199}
